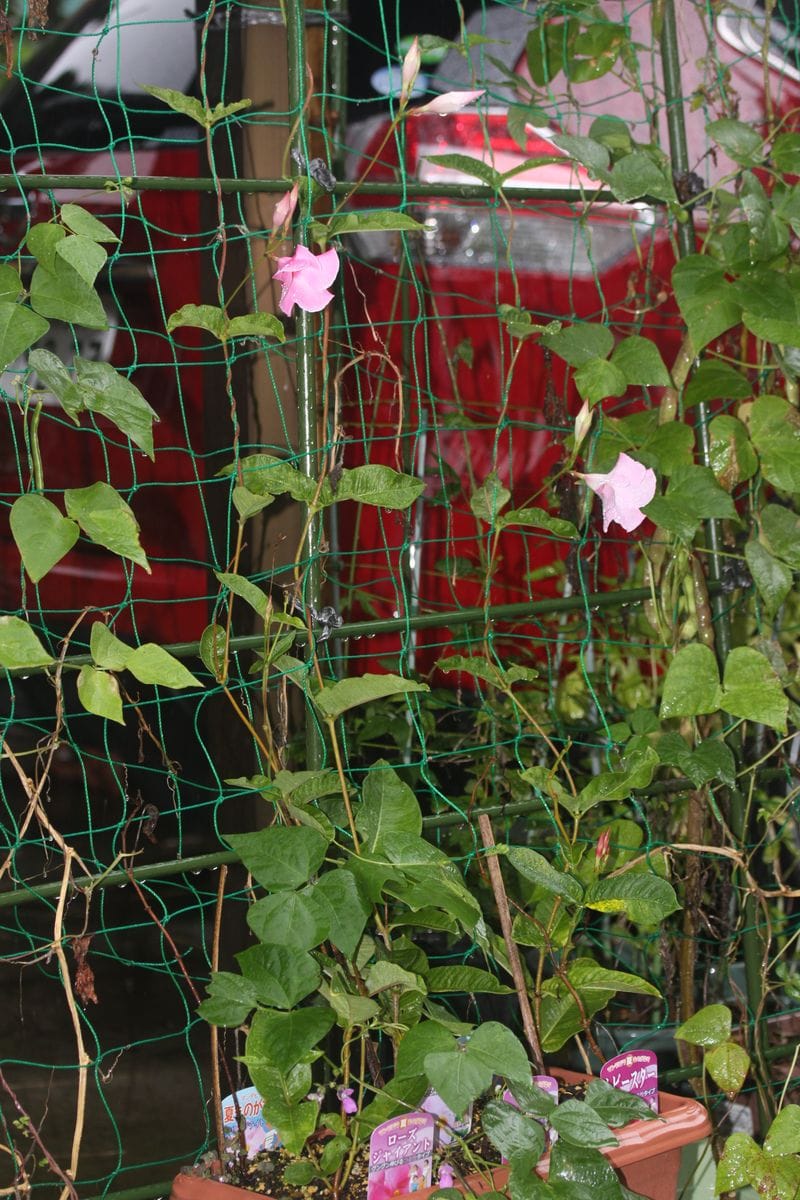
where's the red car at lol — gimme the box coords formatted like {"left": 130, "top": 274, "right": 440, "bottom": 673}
{"left": 338, "top": 0, "right": 800, "bottom": 670}
{"left": 1, "top": 0, "right": 797, "bottom": 659}
{"left": 0, "top": 0, "right": 206, "bottom": 645}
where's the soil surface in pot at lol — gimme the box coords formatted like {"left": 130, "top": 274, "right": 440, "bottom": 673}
{"left": 200, "top": 1078, "right": 650, "bottom": 1200}
{"left": 210, "top": 1106, "right": 496, "bottom": 1200}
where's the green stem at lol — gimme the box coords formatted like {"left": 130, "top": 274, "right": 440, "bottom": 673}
{"left": 30, "top": 400, "right": 44, "bottom": 491}
{"left": 660, "top": 0, "right": 771, "bottom": 1127}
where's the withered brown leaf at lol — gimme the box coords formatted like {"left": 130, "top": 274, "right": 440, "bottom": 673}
{"left": 73, "top": 936, "right": 98, "bottom": 1006}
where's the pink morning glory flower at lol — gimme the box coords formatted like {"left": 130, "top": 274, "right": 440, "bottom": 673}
{"left": 338, "top": 1086, "right": 357, "bottom": 1115}
{"left": 273, "top": 245, "right": 340, "bottom": 317}
{"left": 437, "top": 1165, "right": 455, "bottom": 1189}
{"left": 579, "top": 452, "right": 656, "bottom": 533}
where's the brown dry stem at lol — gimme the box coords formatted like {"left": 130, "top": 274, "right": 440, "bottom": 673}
{"left": 477, "top": 814, "right": 544, "bottom": 1073}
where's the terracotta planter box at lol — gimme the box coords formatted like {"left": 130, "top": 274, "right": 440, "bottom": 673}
{"left": 538, "top": 1069, "right": 711, "bottom": 1200}
{"left": 170, "top": 1071, "right": 711, "bottom": 1200}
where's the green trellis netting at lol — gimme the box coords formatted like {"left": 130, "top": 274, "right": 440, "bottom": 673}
{"left": 1, "top": 0, "right": 800, "bottom": 1195}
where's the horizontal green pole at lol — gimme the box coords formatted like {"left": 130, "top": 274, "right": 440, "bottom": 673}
{"left": 0, "top": 172, "right": 621, "bottom": 204}
{"left": 425, "top": 798, "right": 543, "bottom": 830}
{"left": 323, "top": 585, "right": 671, "bottom": 641}
{"left": 167, "top": 584, "right": 664, "bottom": 660}
{"left": 6, "top": 584, "right": 710, "bottom": 678}
{"left": 0, "top": 850, "right": 240, "bottom": 908}
{"left": 0, "top": 799, "right": 548, "bottom": 908}
{"left": 6, "top": 765, "right": 785, "bottom": 910}
{"left": 662, "top": 1034, "right": 800, "bottom": 1085}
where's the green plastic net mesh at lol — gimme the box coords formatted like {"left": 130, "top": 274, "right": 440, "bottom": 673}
{"left": 0, "top": 0, "right": 798, "bottom": 1194}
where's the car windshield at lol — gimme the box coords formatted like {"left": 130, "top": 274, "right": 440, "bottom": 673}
{"left": 0, "top": 0, "right": 200, "bottom": 154}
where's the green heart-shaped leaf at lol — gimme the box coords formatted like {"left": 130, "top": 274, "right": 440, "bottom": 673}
{"left": 10, "top": 494, "right": 79, "bottom": 583}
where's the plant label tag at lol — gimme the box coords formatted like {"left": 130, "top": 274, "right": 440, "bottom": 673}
{"left": 368, "top": 1112, "right": 435, "bottom": 1200}
{"left": 501, "top": 1076, "right": 559, "bottom": 1154}
{"left": 532, "top": 1075, "right": 559, "bottom": 1104}
{"left": 421, "top": 1088, "right": 472, "bottom": 1145}
{"left": 220, "top": 1086, "right": 281, "bottom": 1157}
{"left": 601, "top": 1050, "right": 659, "bottom": 1113}
{"left": 503, "top": 1075, "right": 559, "bottom": 1109}
{"left": 532, "top": 1075, "right": 560, "bottom": 1145}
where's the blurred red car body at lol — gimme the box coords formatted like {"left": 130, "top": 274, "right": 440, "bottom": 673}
{"left": 0, "top": 0, "right": 207, "bottom": 643}
{"left": 338, "top": 0, "right": 800, "bottom": 668}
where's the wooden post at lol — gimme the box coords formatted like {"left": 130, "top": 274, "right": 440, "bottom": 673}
{"left": 240, "top": 0, "right": 326, "bottom": 594}
{"left": 197, "top": 2, "right": 328, "bottom": 789}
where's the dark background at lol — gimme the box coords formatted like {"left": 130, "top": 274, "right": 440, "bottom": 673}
{"left": 346, "top": 0, "right": 488, "bottom": 111}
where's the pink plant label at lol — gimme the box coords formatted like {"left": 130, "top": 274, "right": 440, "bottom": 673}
{"left": 220, "top": 1086, "right": 281, "bottom": 1157}
{"left": 600, "top": 1050, "right": 659, "bottom": 1114}
{"left": 503, "top": 1075, "right": 559, "bottom": 1109}
{"left": 368, "top": 1112, "right": 435, "bottom": 1200}
{"left": 532, "top": 1075, "right": 559, "bottom": 1104}
{"left": 501, "top": 1076, "right": 559, "bottom": 1154}
{"left": 421, "top": 1088, "right": 472, "bottom": 1145}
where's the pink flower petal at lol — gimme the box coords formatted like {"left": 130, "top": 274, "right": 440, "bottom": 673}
{"left": 275, "top": 244, "right": 316, "bottom": 278}
{"left": 313, "top": 247, "right": 341, "bottom": 289}
{"left": 277, "top": 279, "right": 299, "bottom": 317}
{"left": 290, "top": 275, "right": 335, "bottom": 313}
{"left": 272, "top": 245, "right": 340, "bottom": 316}
{"left": 581, "top": 452, "right": 656, "bottom": 533}
{"left": 338, "top": 1087, "right": 358, "bottom": 1115}
{"left": 273, "top": 252, "right": 301, "bottom": 284}
{"left": 410, "top": 89, "right": 485, "bottom": 116}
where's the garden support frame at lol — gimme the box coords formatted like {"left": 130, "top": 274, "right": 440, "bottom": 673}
{"left": 0, "top": 1, "right": 796, "bottom": 1194}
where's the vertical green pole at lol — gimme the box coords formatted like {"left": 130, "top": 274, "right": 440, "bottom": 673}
{"left": 400, "top": 252, "right": 419, "bottom": 760}
{"left": 660, "top": 0, "right": 731, "bottom": 638}
{"left": 660, "top": 0, "right": 770, "bottom": 1122}
{"left": 400, "top": 263, "right": 416, "bottom": 627}
{"left": 287, "top": 0, "right": 324, "bottom": 769}
{"left": 329, "top": 0, "right": 348, "bottom": 135}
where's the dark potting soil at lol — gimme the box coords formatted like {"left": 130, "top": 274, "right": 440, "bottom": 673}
{"left": 190, "top": 1080, "right": 604, "bottom": 1200}
{"left": 209, "top": 1106, "right": 496, "bottom": 1200}
{"left": 200, "top": 1081, "right": 584, "bottom": 1200}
